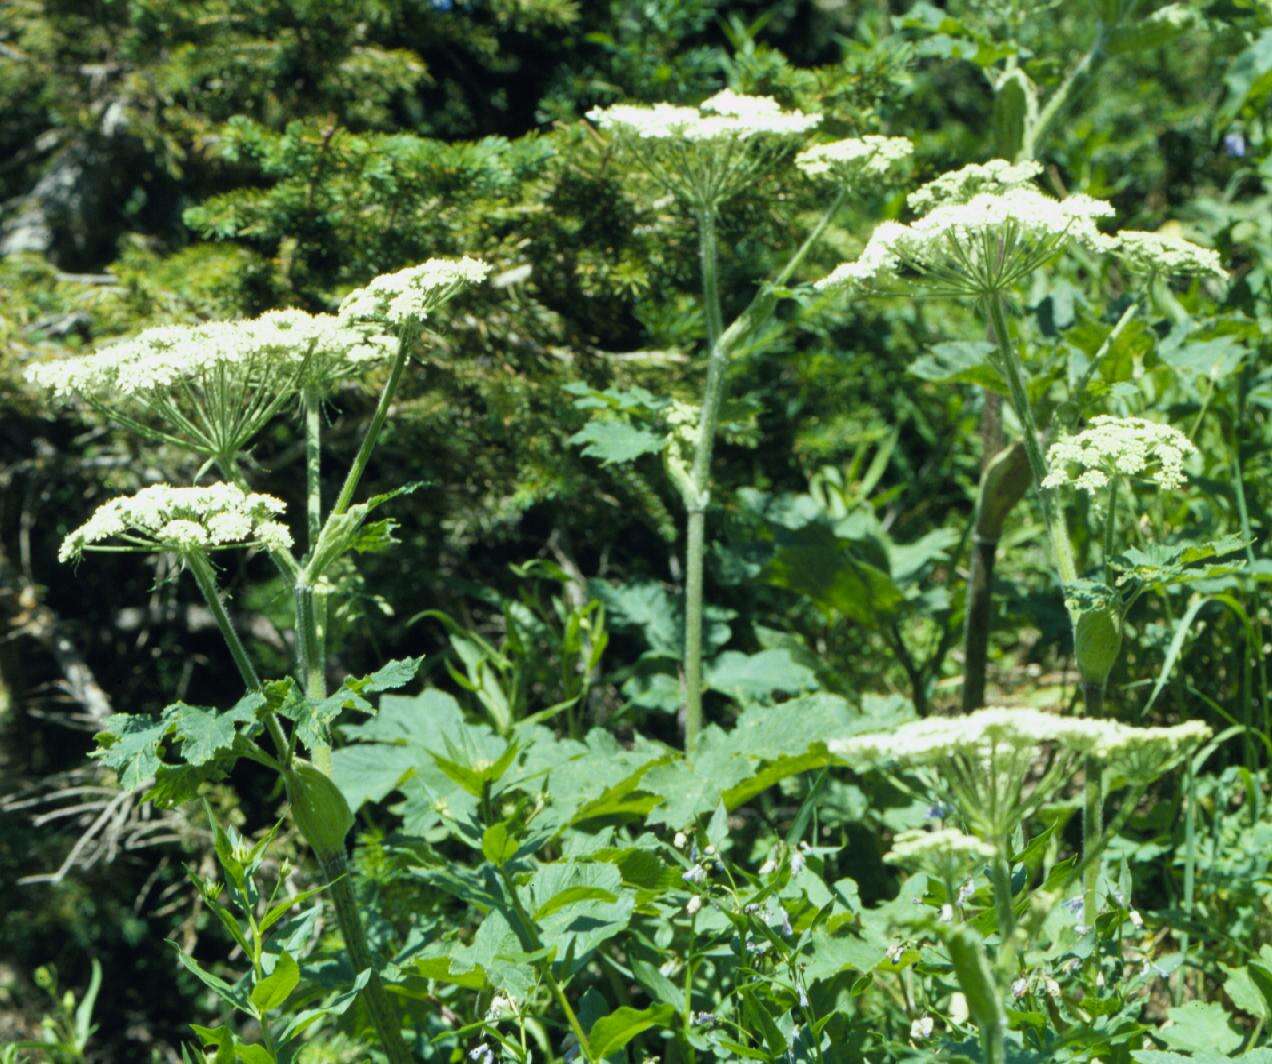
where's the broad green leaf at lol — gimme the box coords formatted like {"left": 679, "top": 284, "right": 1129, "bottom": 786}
{"left": 170, "top": 942, "right": 248, "bottom": 1012}
{"left": 587, "top": 1004, "right": 677, "bottom": 1059}
{"left": 570, "top": 420, "right": 665, "bottom": 464}
{"left": 168, "top": 693, "right": 262, "bottom": 766}
{"left": 1157, "top": 1001, "right": 1242, "bottom": 1055}
{"left": 908, "top": 341, "right": 1003, "bottom": 391}
{"left": 482, "top": 821, "right": 520, "bottom": 866}
{"left": 706, "top": 648, "right": 817, "bottom": 701}
{"left": 766, "top": 521, "right": 904, "bottom": 625}
{"left": 93, "top": 713, "right": 170, "bottom": 789}
{"left": 250, "top": 952, "right": 299, "bottom": 1012}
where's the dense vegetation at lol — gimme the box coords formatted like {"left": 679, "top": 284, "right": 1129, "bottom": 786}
{"left": 1, "top": 1, "right": 1269, "bottom": 1061}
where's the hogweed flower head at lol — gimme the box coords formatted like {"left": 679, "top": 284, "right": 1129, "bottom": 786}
{"left": 60, "top": 483, "right": 291, "bottom": 562}
{"left": 886, "top": 828, "right": 996, "bottom": 867}
{"left": 1042, "top": 416, "right": 1196, "bottom": 495}
{"left": 337, "top": 256, "right": 491, "bottom": 327}
{"left": 25, "top": 311, "right": 391, "bottom": 458}
{"left": 817, "top": 158, "right": 1113, "bottom": 298}
{"left": 1111, "top": 230, "right": 1226, "bottom": 281}
{"left": 795, "top": 135, "right": 912, "bottom": 185}
{"left": 817, "top": 180, "right": 1114, "bottom": 298}
{"left": 587, "top": 90, "right": 820, "bottom": 210}
{"left": 906, "top": 159, "right": 1044, "bottom": 213}
{"left": 832, "top": 707, "right": 1207, "bottom": 840}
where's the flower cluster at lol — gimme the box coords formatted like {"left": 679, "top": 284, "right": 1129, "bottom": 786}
{"left": 587, "top": 90, "right": 820, "bottom": 209}
{"left": 1111, "top": 230, "right": 1227, "bottom": 281}
{"left": 816, "top": 181, "right": 1114, "bottom": 297}
{"left": 587, "top": 90, "right": 820, "bottom": 143}
{"left": 906, "top": 159, "right": 1044, "bottom": 213}
{"left": 1042, "top": 416, "right": 1197, "bottom": 494}
{"left": 885, "top": 828, "right": 995, "bottom": 868}
{"left": 60, "top": 484, "right": 292, "bottom": 562}
{"left": 795, "top": 135, "right": 912, "bottom": 183}
{"left": 25, "top": 310, "right": 394, "bottom": 457}
{"left": 832, "top": 707, "right": 1210, "bottom": 838}
{"left": 337, "top": 256, "right": 491, "bottom": 326}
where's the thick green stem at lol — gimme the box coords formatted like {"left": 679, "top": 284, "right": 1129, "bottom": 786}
{"left": 1103, "top": 476, "right": 1120, "bottom": 582}
{"left": 331, "top": 322, "right": 419, "bottom": 519}
{"left": 990, "top": 841, "right": 1016, "bottom": 962}
{"left": 682, "top": 209, "right": 726, "bottom": 749}
{"left": 186, "top": 552, "right": 290, "bottom": 761}
{"left": 680, "top": 190, "right": 848, "bottom": 749}
{"left": 301, "top": 393, "right": 328, "bottom": 701}
{"left": 986, "top": 294, "right": 1077, "bottom": 589}
{"left": 319, "top": 851, "right": 412, "bottom": 1064}
{"left": 946, "top": 927, "right": 1007, "bottom": 1064}
{"left": 1082, "top": 683, "right": 1106, "bottom": 925}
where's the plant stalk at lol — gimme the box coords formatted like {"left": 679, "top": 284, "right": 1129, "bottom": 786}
{"left": 318, "top": 851, "right": 412, "bottom": 1064}
{"left": 186, "top": 552, "right": 290, "bottom": 761}
{"left": 1082, "top": 682, "right": 1106, "bottom": 925}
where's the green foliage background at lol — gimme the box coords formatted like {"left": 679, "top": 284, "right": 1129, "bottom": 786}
{"left": 1, "top": 0, "right": 1270, "bottom": 1059}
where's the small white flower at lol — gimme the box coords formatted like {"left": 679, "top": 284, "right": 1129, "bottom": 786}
{"left": 1128, "top": 909, "right": 1143, "bottom": 928}
{"left": 907, "top": 159, "right": 1044, "bottom": 213}
{"left": 1043, "top": 416, "right": 1197, "bottom": 495}
{"left": 1043, "top": 975, "right": 1061, "bottom": 998}
{"left": 759, "top": 858, "right": 777, "bottom": 876}
{"left": 940, "top": 903, "right": 954, "bottom": 922}
{"left": 485, "top": 994, "right": 517, "bottom": 1021}
{"left": 468, "top": 1045, "right": 495, "bottom": 1064}
{"left": 673, "top": 831, "right": 688, "bottom": 849}
{"left": 338, "top": 256, "right": 491, "bottom": 326}
{"left": 682, "top": 864, "right": 707, "bottom": 885}
{"left": 685, "top": 895, "right": 703, "bottom": 916}
{"left": 949, "top": 993, "right": 969, "bottom": 1025}
{"left": 885, "top": 942, "right": 906, "bottom": 963}
{"left": 60, "top": 484, "right": 291, "bottom": 562}
{"left": 1112, "top": 230, "right": 1226, "bottom": 280}
{"left": 796, "top": 135, "right": 912, "bottom": 183}
{"left": 789, "top": 849, "right": 806, "bottom": 874}
{"left": 957, "top": 878, "right": 975, "bottom": 905}
{"left": 1011, "top": 976, "right": 1029, "bottom": 998}
{"left": 910, "top": 1015, "right": 934, "bottom": 1042}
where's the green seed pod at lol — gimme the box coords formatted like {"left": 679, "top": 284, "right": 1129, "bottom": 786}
{"left": 286, "top": 760, "right": 354, "bottom": 859}
{"left": 1074, "top": 603, "right": 1123, "bottom": 690}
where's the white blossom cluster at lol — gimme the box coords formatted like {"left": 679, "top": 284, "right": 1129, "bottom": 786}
{"left": 587, "top": 90, "right": 819, "bottom": 209}
{"left": 1042, "top": 416, "right": 1197, "bottom": 494}
{"left": 1111, "top": 230, "right": 1227, "bottom": 281}
{"left": 816, "top": 182, "right": 1114, "bottom": 296}
{"left": 795, "top": 135, "right": 913, "bottom": 182}
{"left": 26, "top": 311, "right": 388, "bottom": 405}
{"left": 832, "top": 707, "right": 1210, "bottom": 787}
{"left": 337, "top": 256, "right": 491, "bottom": 326}
{"left": 884, "top": 828, "right": 995, "bottom": 867}
{"left": 587, "top": 90, "right": 820, "bottom": 143}
{"left": 60, "top": 483, "right": 292, "bottom": 562}
{"left": 907, "top": 159, "right": 1045, "bottom": 213}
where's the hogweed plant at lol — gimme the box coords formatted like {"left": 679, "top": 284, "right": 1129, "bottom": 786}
{"left": 26, "top": 255, "right": 490, "bottom": 1062}
{"left": 815, "top": 159, "right": 1231, "bottom": 1060}
{"left": 587, "top": 89, "right": 911, "bottom": 748}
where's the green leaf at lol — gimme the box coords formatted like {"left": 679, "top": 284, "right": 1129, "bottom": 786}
{"left": 587, "top": 1004, "right": 677, "bottom": 1058}
{"left": 250, "top": 952, "right": 299, "bottom": 1013}
{"left": 570, "top": 420, "right": 665, "bottom": 465}
{"left": 908, "top": 342, "right": 1003, "bottom": 391}
{"left": 170, "top": 942, "right": 248, "bottom": 1013}
{"left": 93, "top": 713, "right": 170, "bottom": 789}
{"left": 533, "top": 885, "right": 620, "bottom": 921}
{"left": 168, "top": 693, "right": 263, "bottom": 766}
{"left": 705, "top": 648, "right": 817, "bottom": 702}
{"left": 1157, "top": 1001, "right": 1242, "bottom": 1055}
{"left": 766, "top": 522, "right": 904, "bottom": 625}
{"left": 482, "top": 821, "right": 520, "bottom": 866}
{"left": 1217, "top": 27, "right": 1272, "bottom": 126}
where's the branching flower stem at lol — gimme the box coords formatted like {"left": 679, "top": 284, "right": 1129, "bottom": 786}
{"left": 681, "top": 187, "right": 848, "bottom": 749}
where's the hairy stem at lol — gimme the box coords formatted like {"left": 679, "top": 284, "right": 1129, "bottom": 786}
{"left": 682, "top": 208, "right": 725, "bottom": 750}
{"left": 986, "top": 293, "right": 1077, "bottom": 588}
{"left": 1082, "top": 683, "right": 1106, "bottom": 924}
{"left": 186, "top": 552, "right": 289, "bottom": 761}
{"left": 331, "top": 321, "right": 419, "bottom": 519}
{"left": 947, "top": 927, "right": 1006, "bottom": 1064}
{"left": 303, "top": 392, "right": 328, "bottom": 694}
{"left": 318, "top": 851, "right": 412, "bottom": 1064}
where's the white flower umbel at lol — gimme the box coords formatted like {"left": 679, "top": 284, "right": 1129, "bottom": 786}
{"left": 587, "top": 90, "right": 820, "bottom": 210}
{"left": 60, "top": 483, "right": 292, "bottom": 562}
{"left": 795, "top": 135, "right": 912, "bottom": 184}
{"left": 1111, "top": 230, "right": 1227, "bottom": 281}
{"left": 906, "top": 159, "right": 1044, "bottom": 213}
{"left": 886, "top": 828, "right": 995, "bottom": 890}
{"left": 1042, "top": 416, "right": 1197, "bottom": 495}
{"left": 832, "top": 706, "right": 1210, "bottom": 841}
{"left": 25, "top": 311, "right": 389, "bottom": 459}
{"left": 337, "top": 256, "right": 491, "bottom": 327}
{"left": 816, "top": 181, "right": 1114, "bottom": 298}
